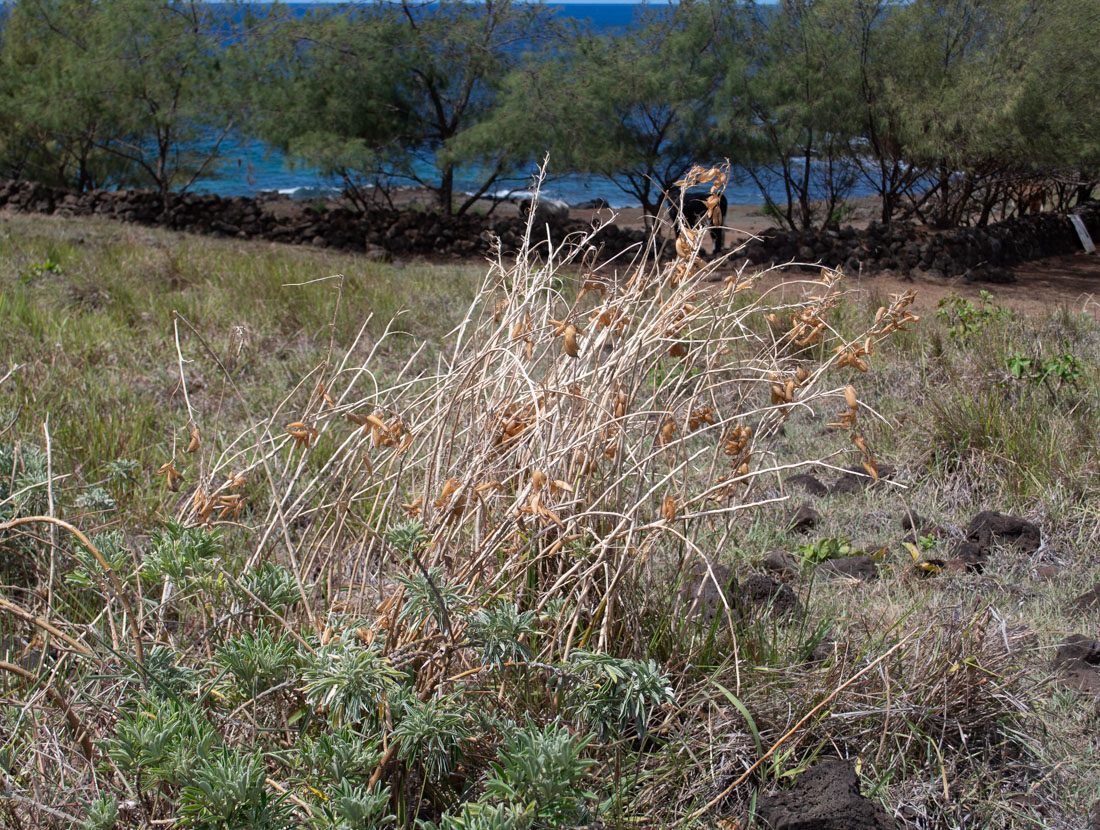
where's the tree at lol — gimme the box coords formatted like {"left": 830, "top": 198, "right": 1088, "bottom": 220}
{"left": 91, "top": 0, "right": 239, "bottom": 208}
{"left": 721, "top": 0, "right": 863, "bottom": 232}
{"left": 499, "top": 0, "right": 738, "bottom": 219}
{"left": 880, "top": 0, "right": 1047, "bottom": 227}
{"left": 248, "top": 1, "right": 560, "bottom": 216}
{"left": 814, "top": 0, "right": 922, "bottom": 225}
{"left": 1008, "top": 0, "right": 1100, "bottom": 206}
{"left": 0, "top": 0, "right": 122, "bottom": 189}
{"left": 0, "top": 0, "right": 240, "bottom": 205}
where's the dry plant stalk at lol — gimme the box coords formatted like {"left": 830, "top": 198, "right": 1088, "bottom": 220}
{"left": 178, "top": 165, "right": 917, "bottom": 680}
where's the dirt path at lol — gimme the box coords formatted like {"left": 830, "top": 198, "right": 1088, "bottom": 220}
{"left": 847, "top": 252, "right": 1100, "bottom": 317}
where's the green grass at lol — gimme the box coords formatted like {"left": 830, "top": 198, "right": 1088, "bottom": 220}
{"left": 0, "top": 213, "right": 481, "bottom": 528}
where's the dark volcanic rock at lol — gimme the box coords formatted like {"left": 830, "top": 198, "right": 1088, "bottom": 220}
{"left": 1059, "top": 663, "right": 1100, "bottom": 694}
{"left": 948, "top": 541, "right": 988, "bottom": 572}
{"left": 831, "top": 464, "right": 894, "bottom": 493}
{"left": 899, "top": 511, "right": 925, "bottom": 532}
{"left": 1070, "top": 583, "right": 1100, "bottom": 614}
{"left": 787, "top": 504, "right": 821, "bottom": 533}
{"left": 756, "top": 758, "right": 896, "bottom": 830}
{"left": 1053, "top": 634, "right": 1100, "bottom": 669}
{"left": 679, "top": 562, "right": 736, "bottom": 622}
{"left": 787, "top": 473, "right": 830, "bottom": 496}
{"left": 681, "top": 565, "right": 803, "bottom": 623}
{"left": 965, "top": 511, "right": 1041, "bottom": 555}
{"left": 736, "top": 573, "right": 801, "bottom": 619}
{"left": 762, "top": 549, "right": 801, "bottom": 581}
{"left": 816, "top": 555, "right": 878, "bottom": 582}
{"left": 1053, "top": 634, "right": 1100, "bottom": 695}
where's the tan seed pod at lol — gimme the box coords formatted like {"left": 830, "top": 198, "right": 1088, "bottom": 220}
{"left": 185, "top": 425, "right": 200, "bottom": 454}
{"left": 844, "top": 385, "right": 858, "bottom": 411}
{"left": 434, "top": 478, "right": 462, "bottom": 508}
{"left": 862, "top": 458, "right": 880, "bottom": 482}
{"left": 675, "top": 236, "right": 692, "bottom": 259}
{"left": 563, "top": 324, "right": 581, "bottom": 358}
{"left": 157, "top": 461, "right": 184, "bottom": 492}
{"left": 531, "top": 470, "right": 548, "bottom": 491}
{"left": 659, "top": 419, "right": 677, "bottom": 446}
{"left": 661, "top": 494, "right": 677, "bottom": 522}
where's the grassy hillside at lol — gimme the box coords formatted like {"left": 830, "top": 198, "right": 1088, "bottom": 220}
{"left": 1, "top": 207, "right": 1098, "bottom": 829}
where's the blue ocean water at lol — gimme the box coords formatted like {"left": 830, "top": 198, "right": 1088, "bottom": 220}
{"left": 197, "top": 3, "right": 856, "bottom": 208}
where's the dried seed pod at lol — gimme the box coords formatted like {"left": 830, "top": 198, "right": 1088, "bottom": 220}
{"left": 434, "top": 478, "right": 461, "bottom": 507}
{"left": 531, "top": 470, "right": 548, "bottom": 491}
{"left": 563, "top": 323, "right": 581, "bottom": 358}
{"left": 862, "top": 458, "right": 880, "bottom": 481}
{"left": 844, "top": 385, "right": 858, "bottom": 411}
{"left": 157, "top": 461, "right": 184, "bottom": 492}
{"left": 286, "top": 422, "right": 316, "bottom": 448}
{"left": 659, "top": 419, "right": 677, "bottom": 446}
{"left": 661, "top": 494, "right": 677, "bottom": 522}
{"left": 193, "top": 490, "right": 214, "bottom": 523}
{"left": 185, "top": 425, "right": 200, "bottom": 454}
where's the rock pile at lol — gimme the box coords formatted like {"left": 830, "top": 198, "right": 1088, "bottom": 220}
{"left": 738, "top": 204, "right": 1100, "bottom": 282}
{"left": 756, "top": 757, "right": 897, "bottom": 829}
{"left": 1, "top": 178, "right": 1096, "bottom": 278}
{"left": 0, "top": 180, "right": 646, "bottom": 261}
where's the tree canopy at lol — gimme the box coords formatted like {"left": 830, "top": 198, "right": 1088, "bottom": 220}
{"left": 0, "top": 0, "right": 1096, "bottom": 227}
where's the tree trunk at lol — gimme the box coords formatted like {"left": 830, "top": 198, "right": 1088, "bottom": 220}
{"left": 438, "top": 165, "right": 454, "bottom": 215}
